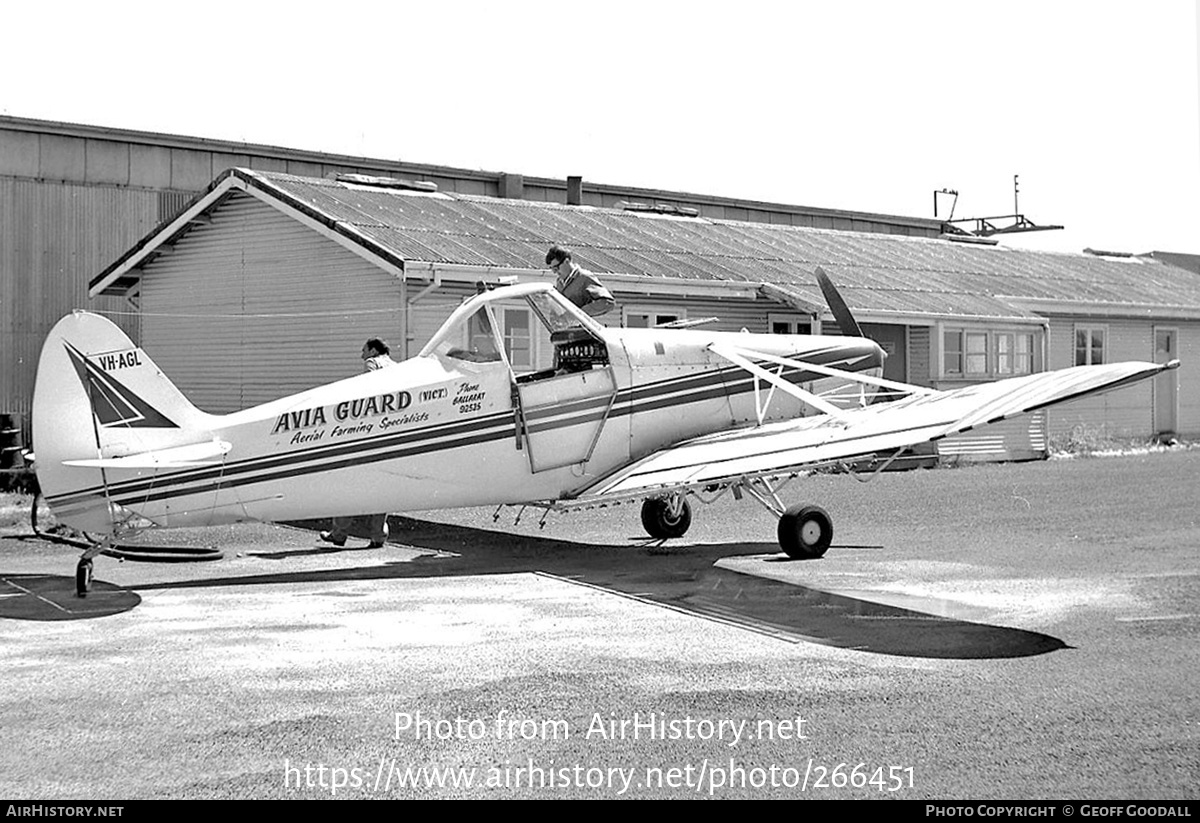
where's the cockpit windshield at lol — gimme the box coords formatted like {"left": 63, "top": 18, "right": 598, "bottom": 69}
{"left": 423, "top": 286, "right": 609, "bottom": 381}
{"left": 527, "top": 291, "right": 586, "bottom": 334}
{"left": 426, "top": 304, "right": 503, "bottom": 363}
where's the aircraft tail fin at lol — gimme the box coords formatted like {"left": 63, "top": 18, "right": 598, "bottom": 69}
{"left": 32, "top": 311, "right": 213, "bottom": 533}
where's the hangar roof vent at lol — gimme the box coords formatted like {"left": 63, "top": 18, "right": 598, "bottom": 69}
{"left": 1083, "top": 247, "right": 1135, "bottom": 258}
{"left": 616, "top": 201, "right": 700, "bottom": 218}
{"left": 334, "top": 173, "right": 438, "bottom": 192}
{"left": 939, "top": 231, "right": 999, "bottom": 246}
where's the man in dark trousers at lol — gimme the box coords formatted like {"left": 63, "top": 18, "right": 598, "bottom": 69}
{"left": 545, "top": 245, "right": 615, "bottom": 317}
{"left": 320, "top": 337, "right": 396, "bottom": 548}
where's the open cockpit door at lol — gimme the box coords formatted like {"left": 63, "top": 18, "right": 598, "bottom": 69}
{"left": 515, "top": 346, "right": 617, "bottom": 472}
{"left": 510, "top": 290, "right": 618, "bottom": 472}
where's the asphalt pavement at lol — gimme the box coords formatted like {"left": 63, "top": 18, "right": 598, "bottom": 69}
{"left": 1, "top": 450, "right": 1197, "bottom": 799}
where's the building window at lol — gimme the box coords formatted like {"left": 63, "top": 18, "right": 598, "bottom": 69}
{"left": 996, "top": 332, "right": 1035, "bottom": 375}
{"left": 768, "top": 313, "right": 813, "bottom": 335}
{"left": 501, "top": 308, "right": 533, "bottom": 370}
{"left": 965, "top": 331, "right": 989, "bottom": 375}
{"left": 944, "top": 330, "right": 964, "bottom": 374}
{"left": 996, "top": 333, "right": 1013, "bottom": 375}
{"left": 943, "top": 327, "right": 1038, "bottom": 378}
{"left": 623, "top": 307, "right": 685, "bottom": 328}
{"left": 1075, "top": 326, "right": 1105, "bottom": 366}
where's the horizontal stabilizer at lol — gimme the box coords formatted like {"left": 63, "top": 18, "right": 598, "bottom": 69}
{"left": 64, "top": 440, "right": 232, "bottom": 469}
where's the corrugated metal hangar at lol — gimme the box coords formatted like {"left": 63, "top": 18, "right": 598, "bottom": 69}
{"left": 3, "top": 116, "right": 1198, "bottom": 466}
{"left": 0, "top": 116, "right": 940, "bottom": 425}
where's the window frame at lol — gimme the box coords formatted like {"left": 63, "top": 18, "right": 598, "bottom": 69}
{"left": 1075, "top": 324, "right": 1107, "bottom": 366}
{"left": 499, "top": 305, "right": 536, "bottom": 371}
{"left": 941, "top": 326, "right": 1039, "bottom": 379}
{"left": 964, "top": 330, "right": 989, "bottom": 376}
{"left": 622, "top": 305, "right": 687, "bottom": 329}
{"left": 943, "top": 329, "right": 965, "bottom": 375}
{"left": 767, "top": 312, "right": 814, "bottom": 335}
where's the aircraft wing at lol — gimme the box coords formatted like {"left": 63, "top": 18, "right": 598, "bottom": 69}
{"left": 572, "top": 360, "right": 1177, "bottom": 501}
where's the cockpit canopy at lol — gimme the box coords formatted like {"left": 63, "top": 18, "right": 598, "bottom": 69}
{"left": 421, "top": 283, "right": 610, "bottom": 379}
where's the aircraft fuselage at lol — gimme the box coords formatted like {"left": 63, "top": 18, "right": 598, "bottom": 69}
{"left": 35, "top": 284, "right": 883, "bottom": 534}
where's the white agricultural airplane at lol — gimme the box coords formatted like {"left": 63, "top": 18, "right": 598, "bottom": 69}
{"left": 33, "top": 271, "right": 1177, "bottom": 596}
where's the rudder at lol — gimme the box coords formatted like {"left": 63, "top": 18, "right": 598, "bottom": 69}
{"left": 32, "top": 311, "right": 212, "bottom": 533}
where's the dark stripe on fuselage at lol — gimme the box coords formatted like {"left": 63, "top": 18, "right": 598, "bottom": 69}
{"left": 522, "top": 393, "right": 613, "bottom": 422}
{"left": 48, "top": 411, "right": 516, "bottom": 509}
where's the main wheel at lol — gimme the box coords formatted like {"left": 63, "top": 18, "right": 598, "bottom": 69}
{"left": 777, "top": 504, "right": 832, "bottom": 559}
{"left": 641, "top": 497, "right": 693, "bottom": 539}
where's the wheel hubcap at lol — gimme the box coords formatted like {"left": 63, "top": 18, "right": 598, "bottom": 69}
{"left": 801, "top": 520, "right": 823, "bottom": 546}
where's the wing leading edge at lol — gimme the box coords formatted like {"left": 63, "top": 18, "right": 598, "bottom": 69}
{"left": 572, "top": 359, "right": 1178, "bottom": 501}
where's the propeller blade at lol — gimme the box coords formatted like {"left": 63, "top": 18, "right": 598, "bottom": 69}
{"left": 815, "top": 267, "right": 863, "bottom": 337}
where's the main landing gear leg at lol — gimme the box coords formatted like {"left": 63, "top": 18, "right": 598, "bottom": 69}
{"left": 738, "top": 478, "right": 833, "bottom": 560}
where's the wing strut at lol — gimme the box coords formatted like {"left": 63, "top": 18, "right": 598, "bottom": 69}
{"left": 849, "top": 446, "right": 911, "bottom": 482}
{"left": 708, "top": 344, "right": 853, "bottom": 422}
{"left": 736, "top": 476, "right": 789, "bottom": 517}
{"left": 710, "top": 343, "right": 937, "bottom": 398}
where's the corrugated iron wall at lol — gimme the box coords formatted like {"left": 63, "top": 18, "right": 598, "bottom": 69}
{"left": 0, "top": 178, "right": 156, "bottom": 432}
{"left": 937, "top": 412, "right": 1048, "bottom": 461}
{"left": 139, "top": 192, "right": 405, "bottom": 413}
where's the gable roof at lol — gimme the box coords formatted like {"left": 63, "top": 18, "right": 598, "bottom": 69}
{"left": 93, "top": 168, "right": 1200, "bottom": 322}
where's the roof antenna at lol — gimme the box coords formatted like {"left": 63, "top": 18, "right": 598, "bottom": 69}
{"left": 933, "top": 188, "right": 958, "bottom": 221}
{"left": 940, "top": 174, "right": 1064, "bottom": 237}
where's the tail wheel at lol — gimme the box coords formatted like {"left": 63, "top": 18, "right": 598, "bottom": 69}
{"left": 641, "top": 496, "right": 693, "bottom": 539}
{"left": 75, "top": 558, "right": 93, "bottom": 598}
{"left": 778, "top": 504, "right": 832, "bottom": 559}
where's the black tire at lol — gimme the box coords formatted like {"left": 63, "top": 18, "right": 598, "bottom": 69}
{"left": 777, "top": 504, "right": 832, "bottom": 559}
{"left": 76, "top": 558, "right": 93, "bottom": 598}
{"left": 641, "top": 497, "right": 693, "bottom": 539}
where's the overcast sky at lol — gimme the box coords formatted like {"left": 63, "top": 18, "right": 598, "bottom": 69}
{"left": 4, "top": 1, "right": 1197, "bottom": 255}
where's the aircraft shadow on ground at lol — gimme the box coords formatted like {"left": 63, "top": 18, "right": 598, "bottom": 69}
{"left": 2, "top": 518, "right": 1068, "bottom": 659}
